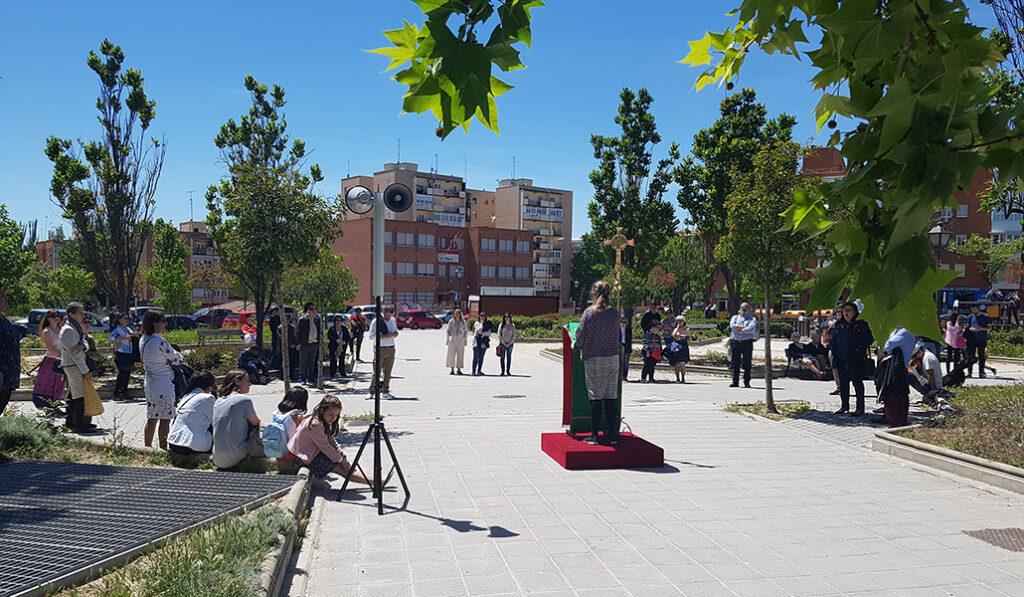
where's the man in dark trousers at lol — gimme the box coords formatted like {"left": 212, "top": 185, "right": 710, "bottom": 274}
{"left": 620, "top": 316, "right": 632, "bottom": 381}
{"left": 966, "top": 302, "right": 992, "bottom": 378}
{"left": 296, "top": 303, "right": 322, "bottom": 385}
{"left": 328, "top": 316, "right": 351, "bottom": 380}
{"left": 350, "top": 307, "right": 367, "bottom": 362}
{"left": 729, "top": 302, "right": 757, "bottom": 388}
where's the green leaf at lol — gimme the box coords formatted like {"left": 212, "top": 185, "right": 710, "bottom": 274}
{"left": 806, "top": 263, "right": 848, "bottom": 311}
{"left": 490, "top": 75, "right": 513, "bottom": 97}
{"left": 681, "top": 32, "right": 714, "bottom": 66}
{"left": 867, "top": 78, "right": 916, "bottom": 156}
{"left": 813, "top": 93, "right": 851, "bottom": 131}
{"left": 368, "top": 22, "right": 420, "bottom": 71}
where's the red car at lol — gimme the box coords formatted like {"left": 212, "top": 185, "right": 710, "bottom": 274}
{"left": 396, "top": 310, "right": 442, "bottom": 330}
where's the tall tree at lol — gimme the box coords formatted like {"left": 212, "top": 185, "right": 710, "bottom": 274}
{"left": 188, "top": 264, "right": 226, "bottom": 307}
{"left": 44, "top": 39, "right": 164, "bottom": 312}
{"left": 655, "top": 232, "right": 714, "bottom": 315}
{"left": 282, "top": 248, "right": 359, "bottom": 389}
{"left": 588, "top": 88, "right": 679, "bottom": 277}
{"left": 674, "top": 89, "right": 795, "bottom": 314}
{"left": 142, "top": 219, "right": 196, "bottom": 314}
{"left": 568, "top": 234, "right": 609, "bottom": 309}
{"left": 0, "top": 204, "right": 34, "bottom": 308}
{"left": 717, "top": 142, "right": 819, "bottom": 413}
{"left": 206, "top": 75, "right": 341, "bottom": 348}
{"left": 48, "top": 265, "right": 95, "bottom": 307}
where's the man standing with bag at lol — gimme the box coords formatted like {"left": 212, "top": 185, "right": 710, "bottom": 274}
{"left": 61, "top": 302, "right": 96, "bottom": 431}
{"left": 729, "top": 302, "right": 757, "bottom": 388}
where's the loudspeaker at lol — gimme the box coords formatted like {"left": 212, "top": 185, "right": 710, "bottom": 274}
{"left": 344, "top": 185, "right": 374, "bottom": 214}
{"left": 383, "top": 183, "right": 413, "bottom": 213}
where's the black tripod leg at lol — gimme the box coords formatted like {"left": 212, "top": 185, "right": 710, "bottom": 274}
{"left": 379, "top": 424, "right": 411, "bottom": 498}
{"left": 336, "top": 424, "right": 374, "bottom": 501}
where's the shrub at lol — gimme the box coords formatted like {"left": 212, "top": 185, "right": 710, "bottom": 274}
{"left": 990, "top": 329, "right": 1024, "bottom": 346}
{"left": 0, "top": 413, "right": 58, "bottom": 455}
{"left": 184, "top": 346, "right": 234, "bottom": 375}
{"left": 769, "top": 321, "right": 795, "bottom": 338}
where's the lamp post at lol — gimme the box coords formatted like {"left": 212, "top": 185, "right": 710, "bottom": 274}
{"left": 929, "top": 224, "right": 953, "bottom": 316}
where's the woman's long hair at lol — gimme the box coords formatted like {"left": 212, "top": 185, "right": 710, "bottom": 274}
{"left": 219, "top": 369, "right": 249, "bottom": 397}
{"left": 950, "top": 313, "right": 960, "bottom": 327}
{"left": 834, "top": 301, "right": 860, "bottom": 328}
{"left": 453, "top": 308, "right": 463, "bottom": 322}
{"left": 141, "top": 310, "right": 166, "bottom": 336}
{"left": 279, "top": 386, "right": 309, "bottom": 413}
{"left": 591, "top": 280, "right": 611, "bottom": 312}
{"left": 39, "top": 309, "right": 62, "bottom": 336}
{"left": 308, "top": 394, "right": 342, "bottom": 438}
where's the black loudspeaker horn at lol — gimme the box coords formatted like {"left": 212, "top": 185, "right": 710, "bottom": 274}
{"left": 383, "top": 182, "right": 413, "bottom": 213}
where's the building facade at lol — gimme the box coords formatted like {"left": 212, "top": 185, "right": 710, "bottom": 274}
{"left": 177, "top": 221, "right": 229, "bottom": 304}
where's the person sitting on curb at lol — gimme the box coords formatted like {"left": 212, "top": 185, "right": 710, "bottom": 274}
{"left": 211, "top": 370, "right": 263, "bottom": 469}
{"left": 287, "top": 394, "right": 391, "bottom": 488}
{"left": 238, "top": 344, "right": 270, "bottom": 385}
{"left": 167, "top": 371, "right": 219, "bottom": 457}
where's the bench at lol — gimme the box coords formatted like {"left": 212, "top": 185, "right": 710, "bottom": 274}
{"left": 784, "top": 345, "right": 831, "bottom": 379}
{"left": 197, "top": 328, "right": 244, "bottom": 347}
{"left": 688, "top": 323, "right": 718, "bottom": 331}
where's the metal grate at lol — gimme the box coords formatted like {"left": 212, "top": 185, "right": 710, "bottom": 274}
{"left": 0, "top": 460, "right": 297, "bottom": 597}
{"left": 963, "top": 528, "right": 1024, "bottom": 552}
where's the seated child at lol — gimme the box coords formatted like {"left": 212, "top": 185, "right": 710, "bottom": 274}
{"left": 238, "top": 345, "right": 270, "bottom": 384}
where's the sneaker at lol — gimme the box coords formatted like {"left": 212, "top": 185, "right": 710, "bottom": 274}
{"left": 366, "top": 393, "right": 375, "bottom": 400}
{"left": 383, "top": 392, "right": 395, "bottom": 400}
{"left": 608, "top": 435, "right": 619, "bottom": 445}
{"left": 979, "top": 373, "right": 987, "bottom": 379}
{"left": 729, "top": 383, "right": 739, "bottom": 387}
{"left": 584, "top": 434, "right": 600, "bottom": 445}
{"left": 829, "top": 388, "right": 841, "bottom": 395}
{"left": 744, "top": 383, "right": 751, "bottom": 388}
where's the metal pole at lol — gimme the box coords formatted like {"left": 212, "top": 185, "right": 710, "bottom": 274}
{"left": 372, "top": 191, "right": 385, "bottom": 515}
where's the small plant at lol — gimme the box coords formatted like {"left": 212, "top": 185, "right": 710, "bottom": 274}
{"left": 0, "top": 410, "right": 59, "bottom": 455}
{"left": 724, "top": 401, "right": 810, "bottom": 420}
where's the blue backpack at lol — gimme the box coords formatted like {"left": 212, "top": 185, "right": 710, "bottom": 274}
{"left": 262, "top": 413, "right": 290, "bottom": 458}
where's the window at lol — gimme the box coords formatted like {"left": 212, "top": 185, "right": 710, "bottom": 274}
{"left": 418, "top": 233, "right": 434, "bottom": 247}
{"left": 397, "top": 262, "right": 415, "bottom": 276}
{"left": 940, "top": 207, "right": 953, "bottom": 219}
{"left": 396, "top": 292, "right": 415, "bottom": 305}
{"left": 481, "top": 238, "right": 496, "bottom": 251}
{"left": 516, "top": 240, "right": 530, "bottom": 253}
{"left": 417, "top": 292, "right": 434, "bottom": 305}
{"left": 456, "top": 237, "right": 465, "bottom": 250}
{"left": 498, "top": 266, "right": 513, "bottom": 279}
{"left": 481, "top": 265, "right": 496, "bottom": 279}
{"left": 384, "top": 231, "right": 393, "bottom": 245}
{"left": 954, "top": 263, "right": 966, "bottom": 278}
{"left": 417, "top": 263, "right": 435, "bottom": 276}
{"left": 516, "top": 267, "right": 530, "bottom": 280}
{"left": 385, "top": 262, "right": 393, "bottom": 275}
{"left": 396, "top": 232, "right": 415, "bottom": 246}
{"left": 957, "top": 204, "right": 968, "bottom": 218}
{"left": 499, "top": 239, "right": 513, "bottom": 252}
{"left": 438, "top": 237, "right": 448, "bottom": 249}
{"left": 452, "top": 266, "right": 464, "bottom": 278}
{"left": 437, "top": 264, "right": 447, "bottom": 278}
{"left": 955, "top": 234, "right": 967, "bottom": 247}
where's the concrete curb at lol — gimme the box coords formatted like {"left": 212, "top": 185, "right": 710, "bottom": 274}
{"left": 873, "top": 426, "right": 1024, "bottom": 496}
{"left": 259, "top": 468, "right": 312, "bottom": 597}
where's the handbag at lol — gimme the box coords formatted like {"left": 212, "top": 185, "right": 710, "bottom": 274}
{"left": 496, "top": 345, "right": 503, "bottom": 357}
{"left": 172, "top": 363, "right": 194, "bottom": 403}
{"left": 52, "top": 358, "right": 63, "bottom": 373}
{"left": 651, "top": 347, "right": 663, "bottom": 361}
{"left": 82, "top": 377, "right": 105, "bottom": 417}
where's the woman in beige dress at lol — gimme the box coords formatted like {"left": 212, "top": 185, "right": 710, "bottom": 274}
{"left": 445, "top": 309, "right": 468, "bottom": 375}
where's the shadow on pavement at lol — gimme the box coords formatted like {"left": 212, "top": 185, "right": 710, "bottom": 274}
{"left": 790, "top": 408, "right": 934, "bottom": 428}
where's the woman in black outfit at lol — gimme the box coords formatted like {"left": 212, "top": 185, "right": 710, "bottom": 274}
{"left": 830, "top": 301, "right": 874, "bottom": 415}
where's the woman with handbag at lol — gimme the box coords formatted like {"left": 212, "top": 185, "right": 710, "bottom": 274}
{"left": 471, "top": 312, "right": 492, "bottom": 376}
{"left": 497, "top": 313, "right": 516, "bottom": 376}
{"left": 140, "top": 310, "right": 183, "bottom": 449}
{"left": 109, "top": 313, "right": 136, "bottom": 400}
{"left": 445, "top": 309, "right": 468, "bottom": 375}
{"left": 60, "top": 302, "right": 95, "bottom": 432}
{"left": 669, "top": 316, "right": 692, "bottom": 383}
{"left": 33, "top": 310, "right": 66, "bottom": 413}
{"left": 640, "top": 321, "right": 662, "bottom": 383}
{"left": 831, "top": 301, "right": 874, "bottom": 415}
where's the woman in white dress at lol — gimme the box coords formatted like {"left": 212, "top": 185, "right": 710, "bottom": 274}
{"left": 140, "top": 310, "right": 184, "bottom": 449}
{"left": 445, "top": 309, "right": 468, "bottom": 375}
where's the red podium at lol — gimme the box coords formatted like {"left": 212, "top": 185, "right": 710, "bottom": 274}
{"left": 542, "top": 324, "right": 664, "bottom": 470}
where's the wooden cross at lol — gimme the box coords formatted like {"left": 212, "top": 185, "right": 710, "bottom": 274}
{"left": 604, "top": 227, "right": 633, "bottom": 310}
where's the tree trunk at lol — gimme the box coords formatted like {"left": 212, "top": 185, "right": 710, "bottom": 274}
{"left": 763, "top": 281, "right": 777, "bottom": 414}
{"left": 277, "top": 275, "right": 290, "bottom": 393}
{"left": 723, "top": 267, "right": 743, "bottom": 314}
{"left": 317, "top": 315, "right": 324, "bottom": 390}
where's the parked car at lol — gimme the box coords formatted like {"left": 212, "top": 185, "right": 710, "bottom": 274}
{"left": 326, "top": 313, "right": 350, "bottom": 327}
{"left": 267, "top": 305, "right": 298, "bottom": 320}
{"left": 130, "top": 305, "right": 164, "bottom": 327}
{"left": 15, "top": 309, "right": 108, "bottom": 335}
{"left": 346, "top": 305, "right": 378, "bottom": 316}
{"left": 434, "top": 310, "right": 454, "bottom": 324}
{"left": 165, "top": 314, "right": 198, "bottom": 331}
{"left": 190, "top": 308, "right": 233, "bottom": 327}
{"left": 396, "top": 310, "right": 442, "bottom": 330}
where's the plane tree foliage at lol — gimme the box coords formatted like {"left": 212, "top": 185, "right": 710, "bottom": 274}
{"left": 385, "top": 0, "right": 1024, "bottom": 342}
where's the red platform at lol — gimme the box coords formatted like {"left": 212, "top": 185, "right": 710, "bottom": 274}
{"left": 541, "top": 432, "right": 664, "bottom": 470}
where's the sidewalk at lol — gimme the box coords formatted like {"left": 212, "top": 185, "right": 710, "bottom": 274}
{"left": 286, "top": 330, "right": 1024, "bottom": 596}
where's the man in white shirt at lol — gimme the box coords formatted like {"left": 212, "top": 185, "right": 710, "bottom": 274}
{"left": 909, "top": 343, "right": 943, "bottom": 402}
{"left": 368, "top": 305, "right": 400, "bottom": 399}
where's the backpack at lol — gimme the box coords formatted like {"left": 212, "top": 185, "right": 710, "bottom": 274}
{"left": 262, "top": 413, "right": 290, "bottom": 458}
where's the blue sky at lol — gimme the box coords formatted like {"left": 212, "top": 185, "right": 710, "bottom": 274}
{"left": 0, "top": 1, "right": 997, "bottom": 240}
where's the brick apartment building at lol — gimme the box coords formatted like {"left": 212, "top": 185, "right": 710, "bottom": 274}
{"left": 177, "top": 220, "right": 229, "bottom": 304}
{"left": 341, "top": 162, "right": 574, "bottom": 308}
{"left": 328, "top": 218, "right": 534, "bottom": 310}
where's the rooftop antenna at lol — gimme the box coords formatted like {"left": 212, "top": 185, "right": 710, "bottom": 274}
{"left": 347, "top": 159, "right": 350, "bottom": 177}
{"left": 187, "top": 190, "right": 195, "bottom": 221}
{"left": 434, "top": 153, "right": 439, "bottom": 174}
{"left": 397, "top": 138, "right": 401, "bottom": 163}
{"left": 512, "top": 155, "right": 516, "bottom": 180}
{"left": 464, "top": 151, "right": 467, "bottom": 180}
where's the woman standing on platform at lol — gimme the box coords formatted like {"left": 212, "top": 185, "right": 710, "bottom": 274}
{"left": 445, "top": 309, "right": 468, "bottom": 375}
{"left": 33, "top": 310, "right": 66, "bottom": 412}
{"left": 576, "top": 281, "right": 621, "bottom": 445}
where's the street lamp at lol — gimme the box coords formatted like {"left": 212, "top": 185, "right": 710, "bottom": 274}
{"left": 929, "top": 224, "right": 953, "bottom": 315}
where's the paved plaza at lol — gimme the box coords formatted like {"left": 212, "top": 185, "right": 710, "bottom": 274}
{"left": 20, "top": 330, "right": 1024, "bottom": 596}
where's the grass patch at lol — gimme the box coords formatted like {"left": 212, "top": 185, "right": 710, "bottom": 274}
{"left": 896, "top": 385, "right": 1024, "bottom": 469}
{"left": 987, "top": 340, "right": 1024, "bottom": 359}
{"left": 344, "top": 412, "right": 378, "bottom": 423}
{"left": 723, "top": 401, "right": 812, "bottom": 421}
{"left": 61, "top": 505, "right": 295, "bottom": 597}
